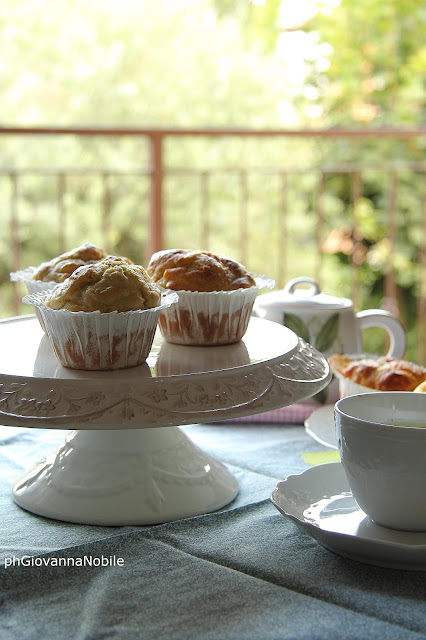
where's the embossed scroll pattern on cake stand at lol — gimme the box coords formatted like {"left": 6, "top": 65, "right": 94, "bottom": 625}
{"left": 0, "top": 316, "right": 331, "bottom": 525}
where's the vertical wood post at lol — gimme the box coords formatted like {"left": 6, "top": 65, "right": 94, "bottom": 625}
{"left": 102, "top": 172, "right": 112, "bottom": 251}
{"left": 239, "top": 170, "right": 248, "bottom": 266}
{"left": 278, "top": 173, "right": 288, "bottom": 288}
{"left": 418, "top": 171, "right": 426, "bottom": 365}
{"left": 200, "top": 171, "right": 210, "bottom": 249}
{"left": 315, "top": 172, "right": 326, "bottom": 289}
{"left": 148, "top": 133, "right": 164, "bottom": 260}
{"left": 351, "top": 171, "right": 362, "bottom": 310}
{"left": 57, "top": 173, "right": 66, "bottom": 254}
{"left": 384, "top": 171, "right": 399, "bottom": 316}
{"left": 10, "top": 173, "right": 21, "bottom": 315}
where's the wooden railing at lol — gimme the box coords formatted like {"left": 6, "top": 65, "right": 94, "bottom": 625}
{"left": 1, "top": 125, "right": 425, "bottom": 361}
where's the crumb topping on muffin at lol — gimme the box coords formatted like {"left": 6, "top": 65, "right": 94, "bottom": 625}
{"left": 147, "top": 249, "right": 256, "bottom": 292}
{"left": 31, "top": 243, "right": 109, "bottom": 283}
{"left": 45, "top": 257, "right": 161, "bottom": 312}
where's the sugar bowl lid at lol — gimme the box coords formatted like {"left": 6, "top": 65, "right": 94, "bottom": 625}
{"left": 255, "top": 277, "right": 352, "bottom": 310}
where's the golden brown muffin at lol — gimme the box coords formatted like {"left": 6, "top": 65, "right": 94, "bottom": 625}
{"left": 329, "top": 354, "right": 426, "bottom": 392}
{"left": 31, "top": 243, "right": 109, "bottom": 283}
{"left": 45, "top": 257, "right": 161, "bottom": 313}
{"left": 147, "top": 249, "right": 256, "bottom": 292}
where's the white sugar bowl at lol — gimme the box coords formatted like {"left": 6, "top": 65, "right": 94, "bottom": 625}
{"left": 254, "top": 277, "right": 406, "bottom": 359}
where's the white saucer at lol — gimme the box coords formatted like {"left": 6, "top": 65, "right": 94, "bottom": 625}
{"left": 271, "top": 462, "right": 426, "bottom": 571}
{"left": 305, "top": 404, "right": 337, "bottom": 449}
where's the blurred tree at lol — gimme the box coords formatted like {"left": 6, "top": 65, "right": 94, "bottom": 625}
{"left": 213, "top": 0, "right": 426, "bottom": 128}
{"left": 213, "top": 0, "right": 426, "bottom": 358}
{"left": 0, "top": 0, "right": 292, "bottom": 128}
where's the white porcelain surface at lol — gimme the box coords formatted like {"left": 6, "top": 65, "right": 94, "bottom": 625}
{"left": 1, "top": 315, "right": 331, "bottom": 525}
{"left": 0, "top": 316, "right": 330, "bottom": 429}
{"left": 304, "top": 405, "right": 337, "bottom": 449}
{"left": 271, "top": 462, "right": 426, "bottom": 571}
{"left": 254, "top": 277, "right": 406, "bottom": 359}
{"left": 13, "top": 427, "right": 239, "bottom": 525}
{"left": 336, "top": 392, "right": 426, "bottom": 531}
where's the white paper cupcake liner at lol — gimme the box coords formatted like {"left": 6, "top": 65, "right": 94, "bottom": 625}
{"left": 10, "top": 266, "right": 37, "bottom": 282}
{"left": 24, "top": 292, "right": 178, "bottom": 371}
{"left": 158, "top": 276, "right": 274, "bottom": 346}
{"left": 252, "top": 275, "right": 275, "bottom": 291}
{"left": 10, "top": 267, "right": 57, "bottom": 293}
{"left": 12, "top": 267, "right": 58, "bottom": 333}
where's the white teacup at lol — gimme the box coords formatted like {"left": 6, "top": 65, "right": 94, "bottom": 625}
{"left": 335, "top": 392, "right": 426, "bottom": 531}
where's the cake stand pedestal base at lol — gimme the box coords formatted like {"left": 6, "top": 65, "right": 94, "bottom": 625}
{"left": 12, "top": 427, "right": 239, "bottom": 525}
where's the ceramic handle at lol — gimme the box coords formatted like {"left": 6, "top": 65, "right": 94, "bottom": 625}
{"left": 283, "top": 277, "right": 320, "bottom": 297}
{"left": 356, "top": 310, "right": 406, "bottom": 358}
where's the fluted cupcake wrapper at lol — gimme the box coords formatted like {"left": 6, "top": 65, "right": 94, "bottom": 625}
{"left": 10, "top": 267, "right": 57, "bottom": 293}
{"left": 158, "top": 276, "right": 274, "bottom": 346}
{"left": 24, "top": 292, "right": 178, "bottom": 371}
{"left": 11, "top": 267, "right": 58, "bottom": 333}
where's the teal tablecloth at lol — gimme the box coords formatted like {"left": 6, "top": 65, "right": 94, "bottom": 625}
{"left": 1, "top": 422, "right": 426, "bottom": 640}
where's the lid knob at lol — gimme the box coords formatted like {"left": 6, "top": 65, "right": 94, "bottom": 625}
{"left": 283, "top": 277, "right": 321, "bottom": 298}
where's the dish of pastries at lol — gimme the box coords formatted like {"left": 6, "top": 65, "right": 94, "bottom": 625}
{"left": 329, "top": 354, "right": 426, "bottom": 393}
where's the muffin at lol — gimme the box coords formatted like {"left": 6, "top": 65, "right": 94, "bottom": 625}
{"left": 24, "top": 257, "right": 177, "bottom": 370}
{"left": 12, "top": 243, "right": 132, "bottom": 332}
{"left": 147, "top": 249, "right": 273, "bottom": 346}
{"left": 148, "top": 249, "right": 256, "bottom": 292}
{"left": 11, "top": 243, "right": 109, "bottom": 291}
{"left": 329, "top": 353, "right": 426, "bottom": 397}
{"left": 31, "top": 242, "right": 110, "bottom": 283}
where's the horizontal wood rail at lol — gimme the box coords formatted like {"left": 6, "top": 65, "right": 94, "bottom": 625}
{"left": 1, "top": 125, "right": 425, "bottom": 137}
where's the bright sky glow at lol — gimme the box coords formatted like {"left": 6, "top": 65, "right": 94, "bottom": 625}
{"left": 274, "top": 0, "right": 339, "bottom": 123}
{"left": 278, "top": 0, "right": 318, "bottom": 29}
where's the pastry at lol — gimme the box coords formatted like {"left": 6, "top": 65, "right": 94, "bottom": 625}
{"left": 31, "top": 243, "right": 109, "bottom": 283}
{"left": 46, "top": 257, "right": 161, "bottom": 313}
{"left": 12, "top": 245, "right": 133, "bottom": 332}
{"left": 25, "top": 258, "right": 177, "bottom": 370}
{"left": 414, "top": 380, "right": 426, "bottom": 392}
{"left": 329, "top": 354, "right": 426, "bottom": 392}
{"left": 147, "top": 249, "right": 256, "bottom": 292}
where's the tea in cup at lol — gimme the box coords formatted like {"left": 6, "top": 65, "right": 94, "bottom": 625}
{"left": 335, "top": 392, "right": 426, "bottom": 531}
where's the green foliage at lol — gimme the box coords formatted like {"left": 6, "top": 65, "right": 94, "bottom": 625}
{"left": 309, "top": 0, "right": 426, "bottom": 126}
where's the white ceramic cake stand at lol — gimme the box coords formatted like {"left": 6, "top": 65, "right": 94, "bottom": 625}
{"left": 0, "top": 316, "right": 331, "bottom": 525}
